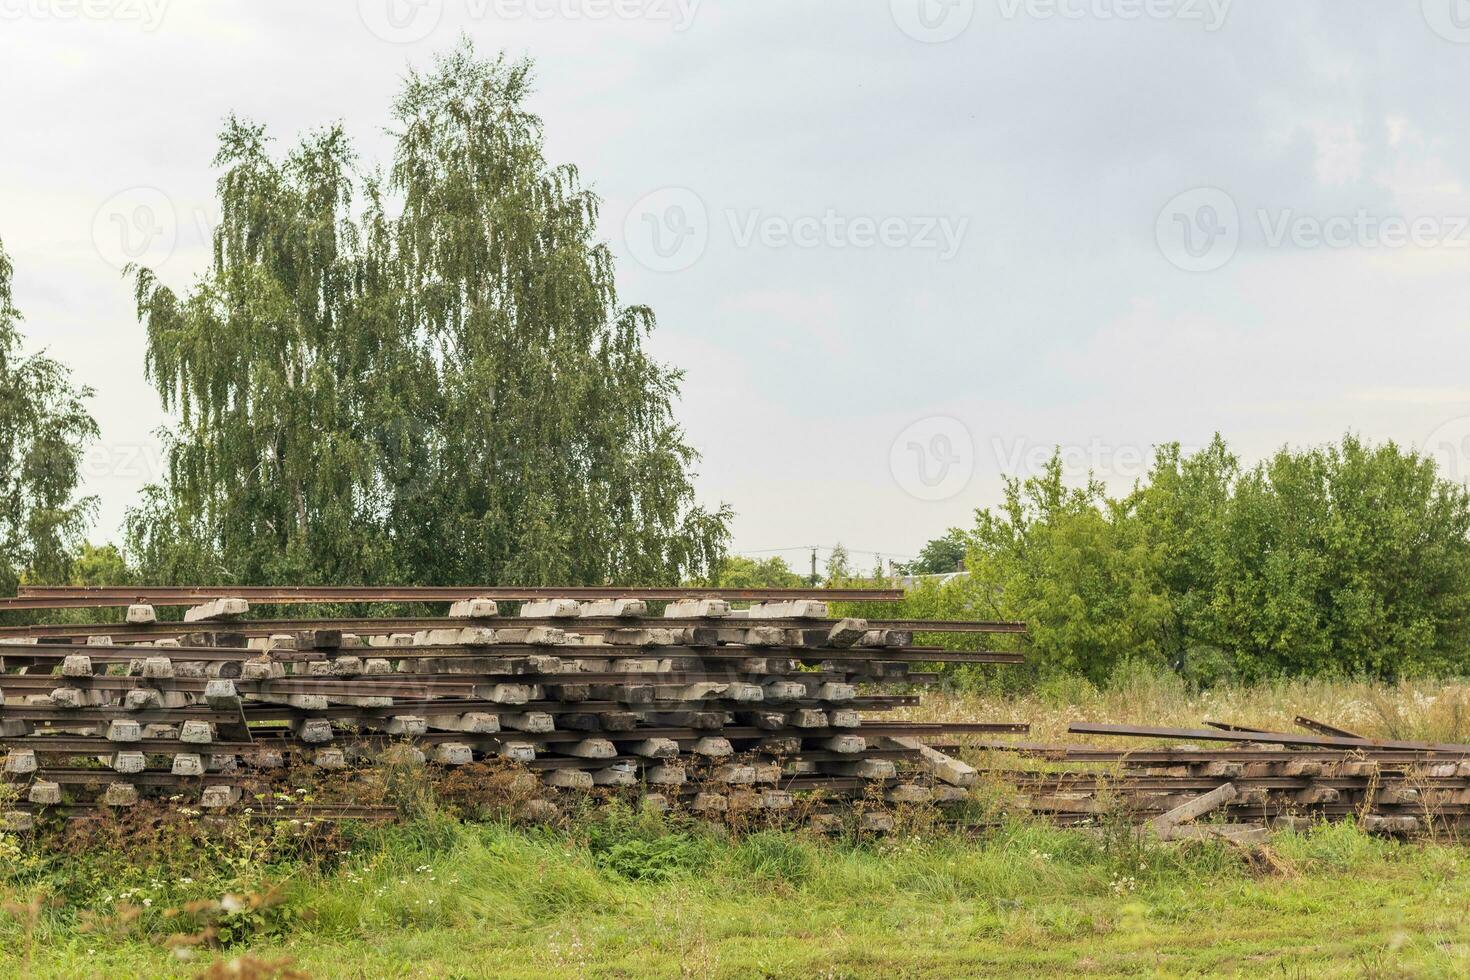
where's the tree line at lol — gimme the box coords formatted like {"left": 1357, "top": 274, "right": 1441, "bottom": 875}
{"left": 820, "top": 437, "right": 1470, "bottom": 684}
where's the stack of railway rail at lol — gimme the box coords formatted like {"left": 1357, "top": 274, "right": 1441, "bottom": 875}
{"left": 972, "top": 719, "right": 1470, "bottom": 840}
{"left": 6, "top": 583, "right": 1463, "bottom": 840}
{"left": 0, "top": 584, "right": 1022, "bottom": 831}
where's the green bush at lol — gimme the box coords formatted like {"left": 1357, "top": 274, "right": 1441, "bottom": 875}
{"left": 870, "top": 434, "right": 1470, "bottom": 685}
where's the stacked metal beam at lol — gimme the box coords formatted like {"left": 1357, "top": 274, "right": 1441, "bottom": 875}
{"left": 0, "top": 586, "right": 1022, "bottom": 828}
{"left": 972, "top": 720, "right": 1470, "bottom": 838}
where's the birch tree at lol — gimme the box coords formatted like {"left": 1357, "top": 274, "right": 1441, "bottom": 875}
{"left": 0, "top": 237, "right": 98, "bottom": 590}
{"left": 128, "top": 42, "right": 729, "bottom": 585}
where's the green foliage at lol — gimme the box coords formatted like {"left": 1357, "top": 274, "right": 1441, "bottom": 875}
{"left": 0, "top": 236, "right": 98, "bottom": 592}
{"left": 903, "top": 527, "right": 970, "bottom": 575}
{"left": 1200, "top": 436, "right": 1470, "bottom": 679}
{"left": 125, "top": 41, "right": 730, "bottom": 587}
{"left": 68, "top": 542, "right": 133, "bottom": 586}
{"left": 824, "top": 542, "right": 853, "bottom": 584}
{"left": 705, "top": 554, "right": 805, "bottom": 589}
{"left": 958, "top": 434, "right": 1470, "bottom": 683}
{"left": 968, "top": 455, "right": 1172, "bottom": 684}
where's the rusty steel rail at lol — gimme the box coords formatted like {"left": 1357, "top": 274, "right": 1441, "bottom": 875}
{"left": 0, "top": 616, "right": 1027, "bottom": 641}
{"left": 0, "top": 640, "right": 1025, "bottom": 666}
{"left": 10, "top": 584, "right": 907, "bottom": 607}
{"left": 965, "top": 739, "right": 1455, "bottom": 763}
{"left": 0, "top": 669, "right": 894, "bottom": 695}
{"left": 5, "top": 801, "right": 399, "bottom": 822}
{"left": 1069, "top": 721, "right": 1470, "bottom": 755}
{"left": 1295, "top": 715, "right": 1365, "bottom": 739}
{"left": 1203, "top": 720, "right": 1276, "bottom": 734}
{"left": 1, "top": 720, "right": 1029, "bottom": 754}
{"left": 1, "top": 694, "right": 926, "bottom": 726}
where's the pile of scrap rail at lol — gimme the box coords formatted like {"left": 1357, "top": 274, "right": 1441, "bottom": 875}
{"left": 0, "top": 585, "right": 1023, "bottom": 830}
{"left": 973, "top": 718, "right": 1470, "bottom": 840}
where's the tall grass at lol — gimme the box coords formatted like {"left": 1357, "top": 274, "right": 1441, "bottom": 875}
{"left": 908, "top": 665, "right": 1470, "bottom": 745}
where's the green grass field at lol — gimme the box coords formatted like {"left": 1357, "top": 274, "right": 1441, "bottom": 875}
{"left": 6, "top": 808, "right": 1470, "bottom": 977}
{"left": 8, "top": 677, "right": 1470, "bottom": 978}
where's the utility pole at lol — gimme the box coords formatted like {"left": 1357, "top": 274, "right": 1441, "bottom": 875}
{"left": 810, "top": 547, "right": 818, "bottom": 587}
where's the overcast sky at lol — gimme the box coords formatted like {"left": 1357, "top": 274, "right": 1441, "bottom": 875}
{"left": 3, "top": 1, "right": 1470, "bottom": 572}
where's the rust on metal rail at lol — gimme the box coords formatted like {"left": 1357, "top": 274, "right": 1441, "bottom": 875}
{"left": 1069, "top": 721, "right": 1470, "bottom": 755}
{"left": 0, "top": 615, "right": 1028, "bottom": 640}
{"left": 0, "top": 640, "right": 1025, "bottom": 665}
{"left": 1294, "top": 715, "right": 1365, "bottom": 739}
{"left": 10, "top": 584, "right": 907, "bottom": 607}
